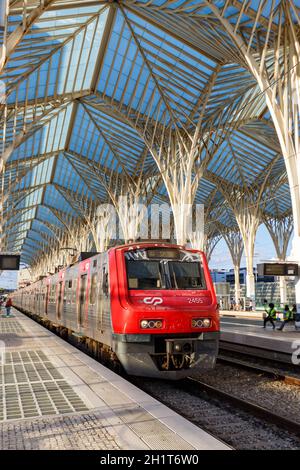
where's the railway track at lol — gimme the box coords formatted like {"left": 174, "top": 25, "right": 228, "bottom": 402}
{"left": 217, "top": 354, "right": 300, "bottom": 386}
{"left": 132, "top": 374, "right": 300, "bottom": 449}
{"left": 182, "top": 377, "right": 300, "bottom": 437}
{"left": 132, "top": 354, "right": 300, "bottom": 448}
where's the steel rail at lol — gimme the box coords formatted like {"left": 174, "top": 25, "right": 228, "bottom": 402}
{"left": 217, "top": 354, "right": 300, "bottom": 386}
{"left": 183, "top": 377, "right": 300, "bottom": 437}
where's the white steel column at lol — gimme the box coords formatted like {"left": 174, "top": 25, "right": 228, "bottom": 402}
{"left": 235, "top": 205, "right": 261, "bottom": 302}
{"left": 217, "top": 188, "right": 261, "bottom": 301}
{"left": 96, "top": 172, "right": 152, "bottom": 244}
{"left": 120, "top": 7, "right": 223, "bottom": 247}
{"left": 279, "top": 277, "right": 288, "bottom": 306}
{"left": 222, "top": 229, "right": 244, "bottom": 305}
{"left": 0, "top": 0, "right": 7, "bottom": 27}
{"left": 0, "top": 0, "right": 8, "bottom": 70}
{"left": 206, "top": 0, "right": 300, "bottom": 310}
{"left": 234, "top": 265, "right": 241, "bottom": 305}
{"left": 206, "top": 233, "right": 222, "bottom": 265}
{"left": 264, "top": 214, "right": 294, "bottom": 306}
{"left": 244, "top": 238, "right": 256, "bottom": 301}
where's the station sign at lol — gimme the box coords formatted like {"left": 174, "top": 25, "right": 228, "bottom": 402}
{"left": 0, "top": 254, "right": 21, "bottom": 270}
{"left": 257, "top": 262, "right": 299, "bottom": 277}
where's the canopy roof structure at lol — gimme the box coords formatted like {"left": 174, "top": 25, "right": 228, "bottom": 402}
{"left": 0, "top": 0, "right": 297, "bottom": 270}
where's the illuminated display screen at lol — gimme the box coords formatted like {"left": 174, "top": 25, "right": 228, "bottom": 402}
{"left": 125, "top": 248, "right": 201, "bottom": 263}
{"left": 0, "top": 254, "right": 20, "bottom": 270}
{"left": 264, "top": 264, "right": 286, "bottom": 275}
{"left": 146, "top": 249, "right": 180, "bottom": 259}
{"left": 258, "top": 263, "right": 299, "bottom": 276}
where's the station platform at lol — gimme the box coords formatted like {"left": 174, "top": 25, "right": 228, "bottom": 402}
{"left": 220, "top": 316, "right": 300, "bottom": 363}
{"left": 220, "top": 310, "right": 263, "bottom": 320}
{"left": 0, "top": 308, "right": 229, "bottom": 450}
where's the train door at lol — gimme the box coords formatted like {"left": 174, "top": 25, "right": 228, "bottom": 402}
{"left": 45, "top": 284, "right": 50, "bottom": 315}
{"left": 78, "top": 274, "right": 87, "bottom": 328}
{"left": 57, "top": 282, "right": 64, "bottom": 320}
{"left": 97, "top": 261, "right": 110, "bottom": 335}
{"left": 97, "top": 266, "right": 105, "bottom": 333}
{"left": 37, "top": 287, "right": 42, "bottom": 314}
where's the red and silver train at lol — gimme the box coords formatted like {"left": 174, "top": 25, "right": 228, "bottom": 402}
{"left": 13, "top": 242, "right": 220, "bottom": 379}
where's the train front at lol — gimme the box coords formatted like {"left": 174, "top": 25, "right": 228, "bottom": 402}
{"left": 109, "top": 243, "right": 220, "bottom": 379}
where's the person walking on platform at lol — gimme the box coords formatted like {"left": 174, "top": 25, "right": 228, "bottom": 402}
{"left": 292, "top": 304, "right": 300, "bottom": 330}
{"left": 277, "top": 305, "right": 293, "bottom": 331}
{"left": 263, "top": 303, "right": 276, "bottom": 329}
{"left": 5, "top": 297, "right": 12, "bottom": 317}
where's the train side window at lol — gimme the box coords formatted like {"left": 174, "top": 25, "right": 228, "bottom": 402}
{"left": 102, "top": 267, "right": 108, "bottom": 296}
{"left": 90, "top": 273, "right": 98, "bottom": 305}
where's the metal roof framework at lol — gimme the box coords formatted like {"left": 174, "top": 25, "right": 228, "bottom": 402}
{"left": 0, "top": 0, "right": 298, "bottom": 271}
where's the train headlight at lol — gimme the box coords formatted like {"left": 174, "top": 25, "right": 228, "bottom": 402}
{"left": 140, "top": 319, "right": 163, "bottom": 329}
{"left": 174, "top": 343, "right": 182, "bottom": 352}
{"left": 192, "top": 319, "right": 202, "bottom": 327}
{"left": 192, "top": 318, "right": 211, "bottom": 328}
{"left": 140, "top": 320, "right": 149, "bottom": 329}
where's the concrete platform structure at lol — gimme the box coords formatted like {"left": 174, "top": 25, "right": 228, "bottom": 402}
{"left": 220, "top": 311, "right": 263, "bottom": 320}
{"left": 220, "top": 317, "right": 300, "bottom": 364}
{"left": 0, "top": 308, "right": 229, "bottom": 450}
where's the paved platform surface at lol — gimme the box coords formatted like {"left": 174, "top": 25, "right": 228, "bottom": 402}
{"left": 0, "top": 309, "right": 229, "bottom": 450}
{"left": 220, "top": 316, "right": 300, "bottom": 357}
{"left": 220, "top": 310, "right": 263, "bottom": 319}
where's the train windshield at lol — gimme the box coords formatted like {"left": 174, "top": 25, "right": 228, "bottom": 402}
{"left": 125, "top": 248, "right": 206, "bottom": 290}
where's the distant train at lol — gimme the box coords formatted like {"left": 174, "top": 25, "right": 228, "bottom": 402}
{"left": 13, "top": 242, "right": 220, "bottom": 379}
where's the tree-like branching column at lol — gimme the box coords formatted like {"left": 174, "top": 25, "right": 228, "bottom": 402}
{"left": 206, "top": 232, "right": 222, "bottom": 265}
{"left": 217, "top": 185, "right": 263, "bottom": 299}
{"left": 31, "top": 221, "right": 94, "bottom": 279}
{"left": 264, "top": 213, "right": 294, "bottom": 304}
{"left": 142, "top": 91, "right": 227, "bottom": 246}
{"left": 264, "top": 213, "right": 294, "bottom": 262}
{"left": 189, "top": 191, "right": 224, "bottom": 256}
{"left": 213, "top": 144, "right": 280, "bottom": 299}
{"left": 89, "top": 150, "right": 160, "bottom": 243}
{"left": 190, "top": 220, "right": 221, "bottom": 262}
{"left": 205, "top": 0, "right": 300, "bottom": 305}
{"left": 105, "top": 174, "right": 150, "bottom": 243}
{"left": 53, "top": 187, "right": 114, "bottom": 254}
{"left": 108, "top": 6, "right": 231, "bottom": 246}
{"left": 29, "top": 195, "right": 98, "bottom": 278}
{"left": 222, "top": 229, "right": 244, "bottom": 305}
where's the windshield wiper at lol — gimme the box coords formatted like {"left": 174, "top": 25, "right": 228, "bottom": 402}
{"left": 160, "top": 261, "right": 171, "bottom": 289}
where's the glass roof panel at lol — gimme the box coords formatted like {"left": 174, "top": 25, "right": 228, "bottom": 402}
{"left": 0, "top": 2, "right": 293, "bottom": 264}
